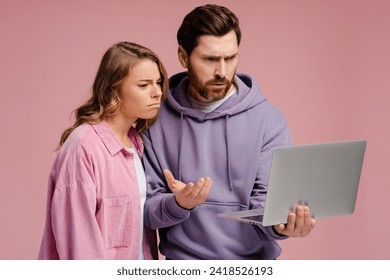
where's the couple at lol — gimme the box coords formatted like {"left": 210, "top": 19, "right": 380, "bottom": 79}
{"left": 38, "top": 4, "right": 315, "bottom": 260}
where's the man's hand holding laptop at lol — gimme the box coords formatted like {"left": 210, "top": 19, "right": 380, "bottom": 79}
{"left": 273, "top": 205, "right": 316, "bottom": 237}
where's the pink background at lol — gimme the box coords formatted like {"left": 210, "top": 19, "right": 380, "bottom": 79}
{"left": 1, "top": 0, "right": 389, "bottom": 259}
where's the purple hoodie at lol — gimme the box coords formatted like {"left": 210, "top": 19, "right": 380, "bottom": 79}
{"left": 143, "top": 72, "right": 291, "bottom": 259}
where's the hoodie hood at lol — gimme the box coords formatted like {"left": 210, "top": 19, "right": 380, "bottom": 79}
{"left": 166, "top": 72, "right": 268, "bottom": 191}
{"left": 167, "top": 72, "right": 267, "bottom": 121}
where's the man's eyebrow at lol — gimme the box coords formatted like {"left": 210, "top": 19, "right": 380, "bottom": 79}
{"left": 202, "top": 53, "right": 238, "bottom": 59}
{"left": 225, "top": 53, "right": 238, "bottom": 58}
{"left": 201, "top": 54, "right": 219, "bottom": 58}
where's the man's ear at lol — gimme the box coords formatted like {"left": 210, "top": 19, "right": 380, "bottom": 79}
{"left": 178, "top": 46, "right": 189, "bottom": 68}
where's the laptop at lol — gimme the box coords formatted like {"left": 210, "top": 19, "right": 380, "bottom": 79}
{"left": 217, "top": 140, "right": 367, "bottom": 226}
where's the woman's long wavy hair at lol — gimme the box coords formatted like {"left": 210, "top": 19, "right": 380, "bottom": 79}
{"left": 57, "top": 42, "right": 168, "bottom": 149}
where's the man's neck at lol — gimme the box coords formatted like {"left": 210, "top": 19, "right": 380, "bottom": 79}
{"left": 188, "top": 87, "right": 237, "bottom": 113}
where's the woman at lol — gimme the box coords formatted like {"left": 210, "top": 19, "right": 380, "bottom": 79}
{"left": 38, "top": 42, "right": 168, "bottom": 260}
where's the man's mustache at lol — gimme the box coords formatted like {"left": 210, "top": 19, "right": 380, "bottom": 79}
{"left": 207, "top": 78, "right": 229, "bottom": 84}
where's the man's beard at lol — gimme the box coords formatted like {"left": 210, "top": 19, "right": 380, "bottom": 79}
{"left": 187, "top": 65, "right": 235, "bottom": 102}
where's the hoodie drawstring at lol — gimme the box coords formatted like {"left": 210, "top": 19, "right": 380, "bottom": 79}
{"left": 178, "top": 110, "right": 184, "bottom": 181}
{"left": 178, "top": 110, "right": 233, "bottom": 191}
{"left": 225, "top": 114, "right": 234, "bottom": 191}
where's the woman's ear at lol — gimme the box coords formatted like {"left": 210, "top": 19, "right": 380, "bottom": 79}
{"left": 178, "top": 46, "right": 189, "bottom": 68}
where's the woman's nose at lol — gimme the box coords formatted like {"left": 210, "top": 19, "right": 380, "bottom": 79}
{"left": 152, "top": 84, "right": 163, "bottom": 98}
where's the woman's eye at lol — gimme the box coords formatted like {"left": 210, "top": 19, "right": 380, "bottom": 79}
{"left": 139, "top": 84, "right": 148, "bottom": 88}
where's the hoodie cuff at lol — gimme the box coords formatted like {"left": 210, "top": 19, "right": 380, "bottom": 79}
{"left": 165, "top": 194, "right": 191, "bottom": 220}
{"left": 264, "top": 225, "right": 289, "bottom": 240}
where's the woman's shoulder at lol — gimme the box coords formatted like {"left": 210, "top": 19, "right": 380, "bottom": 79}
{"left": 68, "top": 123, "right": 95, "bottom": 140}
{"left": 60, "top": 123, "right": 99, "bottom": 153}
{"left": 50, "top": 124, "right": 97, "bottom": 174}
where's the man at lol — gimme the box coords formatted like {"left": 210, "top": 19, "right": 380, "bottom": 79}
{"left": 142, "top": 4, "right": 315, "bottom": 259}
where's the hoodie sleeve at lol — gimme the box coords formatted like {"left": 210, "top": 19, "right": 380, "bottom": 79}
{"left": 250, "top": 105, "right": 292, "bottom": 240}
{"left": 142, "top": 130, "right": 191, "bottom": 230}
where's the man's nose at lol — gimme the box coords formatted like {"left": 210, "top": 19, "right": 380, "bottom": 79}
{"left": 214, "top": 59, "right": 226, "bottom": 79}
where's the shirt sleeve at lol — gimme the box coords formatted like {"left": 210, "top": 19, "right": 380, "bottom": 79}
{"left": 49, "top": 146, "right": 107, "bottom": 259}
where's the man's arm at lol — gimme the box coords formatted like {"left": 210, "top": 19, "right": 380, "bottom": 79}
{"left": 250, "top": 122, "right": 316, "bottom": 239}
{"left": 143, "top": 131, "right": 211, "bottom": 229}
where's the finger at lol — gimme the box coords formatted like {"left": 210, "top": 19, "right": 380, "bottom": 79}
{"left": 190, "top": 177, "right": 205, "bottom": 198}
{"left": 181, "top": 182, "right": 195, "bottom": 196}
{"left": 301, "top": 207, "right": 315, "bottom": 236}
{"left": 199, "top": 177, "right": 212, "bottom": 197}
{"left": 293, "top": 205, "right": 305, "bottom": 232}
{"left": 277, "top": 223, "right": 286, "bottom": 231}
{"left": 303, "top": 206, "right": 311, "bottom": 225}
{"left": 284, "top": 212, "right": 297, "bottom": 233}
{"left": 194, "top": 177, "right": 212, "bottom": 205}
{"left": 163, "top": 169, "right": 176, "bottom": 188}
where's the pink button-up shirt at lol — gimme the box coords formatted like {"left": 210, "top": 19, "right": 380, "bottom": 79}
{"left": 38, "top": 121, "right": 157, "bottom": 260}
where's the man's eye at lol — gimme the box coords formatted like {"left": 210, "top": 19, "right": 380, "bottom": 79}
{"left": 226, "top": 55, "right": 236, "bottom": 61}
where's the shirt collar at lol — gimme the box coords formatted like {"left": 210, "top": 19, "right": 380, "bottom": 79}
{"left": 91, "top": 120, "right": 143, "bottom": 157}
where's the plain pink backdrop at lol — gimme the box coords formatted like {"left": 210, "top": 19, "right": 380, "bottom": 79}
{"left": 0, "top": 0, "right": 389, "bottom": 259}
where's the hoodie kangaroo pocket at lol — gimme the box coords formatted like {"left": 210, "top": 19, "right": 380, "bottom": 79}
{"left": 102, "top": 197, "right": 132, "bottom": 249}
{"left": 175, "top": 202, "right": 264, "bottom": 258}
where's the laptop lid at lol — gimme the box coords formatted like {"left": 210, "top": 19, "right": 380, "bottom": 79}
{"left": 217, "top": 140, "right": 366, "bottom": 226}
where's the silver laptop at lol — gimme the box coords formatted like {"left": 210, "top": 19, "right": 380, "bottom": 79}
{"left": 217, "top": 140, "right": 366, "bottom": 226}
